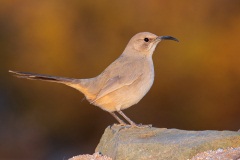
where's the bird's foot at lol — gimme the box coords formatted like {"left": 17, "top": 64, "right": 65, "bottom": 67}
{"left": 114, "top": 123, "right": 128, "bottom": 126}
{"left": 130, "top": 123, "right": 152, "bottom": 128}
{"left": 110, "top": 123, "right": 152, "bottom": 131}
{"left": 110, "top": 123, "right": 131, "bottom": 131}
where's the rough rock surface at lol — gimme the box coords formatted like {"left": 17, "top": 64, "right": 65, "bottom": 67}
{"left": 95, "top": 125, "right": 240, "bottom": 160}
{"left": 190, "top": 147, "right": 240, "bottom": 160}
{"left": 68, "top": 152, "right": 112, "bottom": 160}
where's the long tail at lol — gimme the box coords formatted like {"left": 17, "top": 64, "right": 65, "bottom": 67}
{"left": 9, "top": 70, "right": 75, "bottom": 84}
{"left": 9, "top": 70, "right": 94, "bottom": 100}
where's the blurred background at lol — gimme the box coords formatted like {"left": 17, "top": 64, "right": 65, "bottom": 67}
{"left": 1, "top": 0, "right": 240, "bottom": 159}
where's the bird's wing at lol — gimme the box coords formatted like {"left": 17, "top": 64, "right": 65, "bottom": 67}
{"left": 91, "top": 74, "right": 142, "bottom": 104}
{"left": 90, "top": 57, "right": 144, "bottom": 103}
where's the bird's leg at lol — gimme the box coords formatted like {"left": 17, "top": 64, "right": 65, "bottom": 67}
{"left": 110, "top": 112, "right": 127, "bottom": 125}
{"left": 117, "top": 110, "right": 137, "bottom": 126}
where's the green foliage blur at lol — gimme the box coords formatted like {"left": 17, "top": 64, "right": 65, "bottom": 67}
{"left": 1, "top": 0, "right": 240, "bottom": 159}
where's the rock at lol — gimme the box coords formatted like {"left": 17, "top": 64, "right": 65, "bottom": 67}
{"left": 68, "top": 152, "right": 112, "bottom": 160}
{"left": 95, "top": 125, "right": 240, "bottom": 160}
{"left": 190, "top": 147, "right": 240, "bottom": 160}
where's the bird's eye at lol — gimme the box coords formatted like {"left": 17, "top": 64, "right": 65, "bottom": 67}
{"left": 144, "top": 38, "right": 149, "bottom": 42}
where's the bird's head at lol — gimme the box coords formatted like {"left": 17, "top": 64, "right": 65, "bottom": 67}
{"left": 124, "top": 32, "right": 178, "bottom": 56}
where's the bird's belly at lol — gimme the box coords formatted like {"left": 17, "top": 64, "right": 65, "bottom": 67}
{"left": 93, "top": 74, "right": 154, "bottom": 112}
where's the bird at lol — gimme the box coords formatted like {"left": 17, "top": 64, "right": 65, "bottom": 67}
{"left": 9, "top": 32, "right": 178, "bottom": 127}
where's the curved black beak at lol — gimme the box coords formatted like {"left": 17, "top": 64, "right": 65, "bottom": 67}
{"left": 157, "top": 36, "right": 179, "bottom": 42}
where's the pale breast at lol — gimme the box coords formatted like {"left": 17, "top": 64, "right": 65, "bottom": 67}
{"left": 119, "top": 58, "right": 154, "bottom": 110}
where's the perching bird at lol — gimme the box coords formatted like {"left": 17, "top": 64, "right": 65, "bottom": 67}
{"left": 9, "top": 32, "right": 178, "bottom": 127}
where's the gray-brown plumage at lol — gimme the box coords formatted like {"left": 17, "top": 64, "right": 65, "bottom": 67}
{"left": 9, "top": 32, "right": 178, "bottom": 126}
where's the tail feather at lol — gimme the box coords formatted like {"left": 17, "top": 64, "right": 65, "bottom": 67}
{"left": 9, "top": 70, "right": 75, "bottom": 84}
{"left": 8, "top": 70, "right": 94, "bottom": 99}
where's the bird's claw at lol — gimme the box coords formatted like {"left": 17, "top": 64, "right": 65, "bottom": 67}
{"left": 130, "top": 123, "right": 152, "bottom": 128}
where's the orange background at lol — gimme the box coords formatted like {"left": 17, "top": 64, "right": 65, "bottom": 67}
{"left": 1, "top": 1, "right": 240, "bottom": 159}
